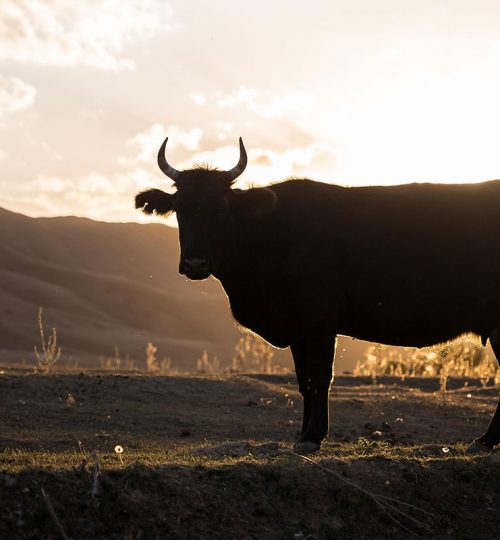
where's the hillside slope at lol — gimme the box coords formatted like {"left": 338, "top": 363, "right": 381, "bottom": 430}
{"left": 0, "top": 207, "right": 244, "bottom": 369}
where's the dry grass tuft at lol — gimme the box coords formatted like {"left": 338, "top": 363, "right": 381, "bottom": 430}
{"left": 33, "top": 307, "right": 61, "bottom": 373}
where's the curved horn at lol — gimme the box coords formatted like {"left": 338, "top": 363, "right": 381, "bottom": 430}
{"left": 227, "top": 137, "right": 247, "bottom": 181}
{"left": 157, "top": 137, "right": 181, "bottom": 182}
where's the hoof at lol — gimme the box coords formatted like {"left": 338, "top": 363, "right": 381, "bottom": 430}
{"left": 293, "top": 441, "right": 321, "bottom": 454}
{"left": 465, "top": 440, "right": 492, "bottom": 454}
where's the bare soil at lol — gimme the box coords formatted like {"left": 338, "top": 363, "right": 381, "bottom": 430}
{"left": 1, "top": 368, "right": 499, "bottom": 539}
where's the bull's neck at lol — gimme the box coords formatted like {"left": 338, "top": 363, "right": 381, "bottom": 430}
{"left": 213, "top": 217, "right": 268, "bottom": 287}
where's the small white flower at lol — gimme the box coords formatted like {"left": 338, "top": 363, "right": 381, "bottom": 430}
{"left": 114, "top": 445, "right": 124, "bottom": 465}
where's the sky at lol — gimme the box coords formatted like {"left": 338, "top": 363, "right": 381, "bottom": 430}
{"left": 2, "top": 0, "right": 500, "bottom": 223}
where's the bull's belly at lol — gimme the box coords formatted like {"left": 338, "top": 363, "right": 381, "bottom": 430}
{"left": 222, "top": 272, "right": 500, "bottom": 350}
{"left": 242, "top": 310, "right": 477, "bottom": 350}
{"left": 343, "top": 327, "right": 475, "bottom": 349}
{"left": 339, "top": 300, "right": 485, "bottom": 348}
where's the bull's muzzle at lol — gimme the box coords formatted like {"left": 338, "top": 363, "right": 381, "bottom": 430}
{"left": 180, "top": 257, "right": 212, "bottom": 280}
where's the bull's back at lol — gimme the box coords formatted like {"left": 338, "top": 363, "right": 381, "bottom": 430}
{"left": 332, "top": 180, "right": 500, "bottom": 345}
{"left": 336, "top": 180, "right": 500, "bottom": 287}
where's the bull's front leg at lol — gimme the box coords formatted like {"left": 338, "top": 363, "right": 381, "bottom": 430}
{"left": 291, "top": 334, "right": 336, "bottom": 453}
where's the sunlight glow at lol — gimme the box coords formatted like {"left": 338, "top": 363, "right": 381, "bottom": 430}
{"left": 1, "top": 0, "right": 500, "bottom": 221}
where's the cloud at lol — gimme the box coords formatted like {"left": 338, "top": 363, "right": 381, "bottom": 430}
{"left": 178, "top": 141, "right": 336, "bottom": 185}
{"left": 120, "top": 123, "right": 203, "bottom": 165}
{"left": 216, "top": 87, "right": 259, "bottom": 108}
{"left": 249, "top": 142, "right": 337, "bottom": 183}
{"left": 7, "top": 123, "right": 204, "bottom": 221}
{"left": 26, "top": 172, "right": 119, "bottom": 198}
{"left": 2, "top": 166, "right": 157, "bottom": 222}
{"left": 377, "top": 47, "right": 404, "bottom": 59}
{"left": 0, "top": 0, "right": 174, "bottom": 70}
{"left": 215, "top": 120, "right": 233, "bottom": 140}
{"left": 215, "top": 86, "right": 316, "bottom": 118}
{"left": 0, "top": 76, "right": 36, "bottom": 117}
{"left": 190, "top": 92, "right": 207, "bottom": 106}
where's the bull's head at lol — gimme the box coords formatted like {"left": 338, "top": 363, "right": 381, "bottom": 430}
{"left": 135, "top": 137, "right": 276, "bottom": 280}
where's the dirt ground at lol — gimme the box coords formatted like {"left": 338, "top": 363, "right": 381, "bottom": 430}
{"left": 1, "top": 367, "right": 499, "bottom": 539}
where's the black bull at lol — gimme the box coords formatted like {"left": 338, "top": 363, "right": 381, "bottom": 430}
{"left": 136, "top": 137, "right": 500, "bottom": 453}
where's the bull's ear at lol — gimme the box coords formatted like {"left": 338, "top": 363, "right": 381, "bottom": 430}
{"left": 135, "top": 189, "right": 175, "bottom": 216}
{"left": 231, "top": 187, "right": 277, "bottom": 218}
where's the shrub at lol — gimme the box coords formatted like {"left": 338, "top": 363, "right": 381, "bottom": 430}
{"left": 33, "top": 307, "right": 61, "bottom": 373}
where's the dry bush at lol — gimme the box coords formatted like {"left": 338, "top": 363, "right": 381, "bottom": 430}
{"left": 99, "top": 347, "right": 136, "bottom": 371}
{"left": 355, "top": 339, "right": 500, "bottom": 389}
{"left": 146, "top": 342, "right": 157, "bottom": 372}
{"left": 229, "top": 335, "right": 288, "bottom": 374}
{"left": 145, "top": 342, "right": 176, "bottom": 375}
{"left": 34, "top": 307, "right": 61, "bottom": 373}
{"left": 99, "top": 343, "right": 175, "bottom": 374}
{"left": 194, "top": 335, "right": 286, "bottom": 375}
{"left": 197, "top": 350, "right": 220, "bottom": 374}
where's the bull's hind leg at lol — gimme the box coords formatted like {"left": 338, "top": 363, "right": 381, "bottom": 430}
{"left": 290, "top": 341, "right": 311, "bottom": 437}
{"left": 467, "top": 334, "right": 500, "bottom": 452}
{"left": 291, "top": 334, "right": 335, "bottom": 453}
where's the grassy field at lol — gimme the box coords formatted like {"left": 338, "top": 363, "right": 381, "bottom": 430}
{"left": 1, "top": 367, "right": 499, "bottom": 539}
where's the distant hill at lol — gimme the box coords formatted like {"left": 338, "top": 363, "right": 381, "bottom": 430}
{"left": 0, "top": 207, "right": 367, "bottom": 371}
{"left": 0, "top": 207, "right": 246, "bottom": 369}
